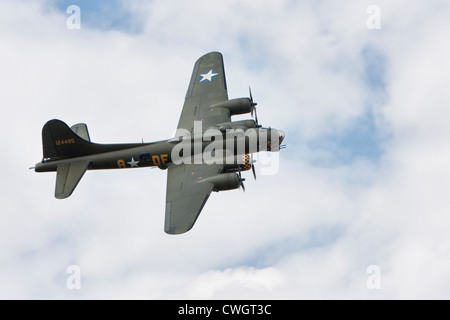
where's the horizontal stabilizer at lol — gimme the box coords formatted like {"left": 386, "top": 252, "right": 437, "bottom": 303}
{"left": 55, "top": 160, "right": 90, "bottom": 199}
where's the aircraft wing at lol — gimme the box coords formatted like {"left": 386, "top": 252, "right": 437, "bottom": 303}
{"left": 165, "top": 52, "right": 232, "bottom": 234}
{"left": 164, "top": 163, "right": 222, "bottom": 234}
{"left": 175, "top": 51, "right": 230, "bottom": 135}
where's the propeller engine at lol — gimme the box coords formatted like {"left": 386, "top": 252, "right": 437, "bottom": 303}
{"left": 208, "top": 87, "right": 260, "bottom": 126}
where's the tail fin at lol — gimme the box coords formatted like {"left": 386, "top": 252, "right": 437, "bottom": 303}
{"left": 42, "top": 119, "right": 93, "bottom": 161}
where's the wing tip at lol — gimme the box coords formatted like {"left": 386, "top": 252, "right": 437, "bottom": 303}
{"left": 164, "top": 220, "right": 195, "bottom": 235}
{"left": 196, "top": 51, "right": 224, "bottom": 65}
{"left": 200, "top": 51, "right": 223, "bottom": 58}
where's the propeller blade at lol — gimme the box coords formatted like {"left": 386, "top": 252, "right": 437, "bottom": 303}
{"left": 250, "top": 154, "right": 257, "bottom": 180}
{"left": 241, "top": 181, "right": 246, "bottom": 192}
{"left": 249, "top": 86, "right": 258, "bottom": 126}
{"left": 237, "top": 167, "right": 246, "bottom": 192}
{"left": 252, "top": 164, "right": 256, "bottom": 180}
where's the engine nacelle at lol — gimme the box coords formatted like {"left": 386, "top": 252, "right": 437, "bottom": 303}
{"left": 223, "top": 154, "right": 252, "bottom": 173}
{"left": 210, "top": 98, "right": 252, "bottom": 116}
{"left": 199, "top": 173, "right": 240, "bottom": 192}
{"left": 210, "top": 120, "right": 256, "bottom": 132}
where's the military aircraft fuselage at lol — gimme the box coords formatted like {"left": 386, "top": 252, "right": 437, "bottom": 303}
{"left": 35, "top": 127, "right": 284, "bottom": 173}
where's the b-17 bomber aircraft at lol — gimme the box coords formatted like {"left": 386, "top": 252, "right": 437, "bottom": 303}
{"left": 34, "top": 52, "right": 285, "bottom": 234}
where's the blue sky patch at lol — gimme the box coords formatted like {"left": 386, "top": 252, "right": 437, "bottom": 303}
{"left": 51, "top": 0, "right": 142, "bottom": 33}
{"left": 361, "top": 45, "right": 387, "bottom": 92}
{"left": 303, "top": 47, "right": 389, "bottom": 167}
{"left": 306, "top": 111, "right": 385, "bottom": 167}
{"left": 232, "top": 224, "right": 346, "bottom": 269}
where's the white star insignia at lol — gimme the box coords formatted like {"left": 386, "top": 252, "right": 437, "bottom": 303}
{"left": 127, "top": 157, "right": 140, "bottom": 167}
{"left": 199, "top": 69, "right": 219, "bottom": 82}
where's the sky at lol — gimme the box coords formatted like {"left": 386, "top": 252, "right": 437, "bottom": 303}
{"left": 1, "top": 0, "right": 450, "bottom": 299}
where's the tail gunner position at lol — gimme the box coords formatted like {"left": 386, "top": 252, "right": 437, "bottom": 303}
{"left": 34, "top": 52, "right": 285, "bottom": 234}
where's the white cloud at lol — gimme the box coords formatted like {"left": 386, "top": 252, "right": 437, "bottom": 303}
{"left": 1, "top": 0, "right": 450, "bottom": 299}
{"left": 187, "top": 267, "right": 284, "bottom": 299}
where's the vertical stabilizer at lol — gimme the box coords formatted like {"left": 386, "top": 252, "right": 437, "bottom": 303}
{"left": 42, "top": 119, "right": 93, "bottom": 161}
